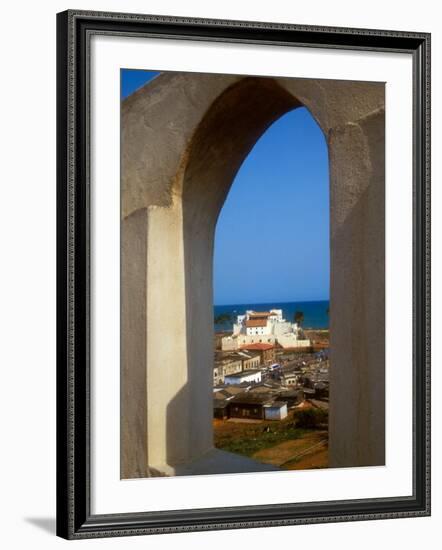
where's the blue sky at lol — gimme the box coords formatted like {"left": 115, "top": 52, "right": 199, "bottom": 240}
{"left": 121, "top": 69, "right": 329, "bottom": 305}
{"left": 121, "top": 69, "right": 160, "bottom": 99}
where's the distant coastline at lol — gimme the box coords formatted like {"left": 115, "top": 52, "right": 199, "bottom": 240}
{"left": 214, "top": 300, "right": 329, "bottom": 332}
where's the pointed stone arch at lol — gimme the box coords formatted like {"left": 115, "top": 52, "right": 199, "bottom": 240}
{"left": 121, "top": 73, "right": 385, "bottom": 478}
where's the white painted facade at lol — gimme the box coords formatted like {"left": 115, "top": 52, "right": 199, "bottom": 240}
{"left": 222, "top": 309, "right": 311, "bottom": 350}
{"left": 233, "top": 309, "right": 284, "bottom": 337}
{"left": 224, "top": 370, "right": 262, "bottom": 385}
{"left": 264, "top": 402, "right": 288, "bottom": 420}
{"left": 282, "top": 372, "right": 299, "bottom": 386}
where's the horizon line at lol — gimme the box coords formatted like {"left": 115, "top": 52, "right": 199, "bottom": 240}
{"left": 214, "top": 298, "right": 330, "bottom": 308}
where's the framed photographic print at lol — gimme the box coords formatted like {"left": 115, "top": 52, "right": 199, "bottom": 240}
{"left": 56, "top": 9, "right": 431, "bottom": 539}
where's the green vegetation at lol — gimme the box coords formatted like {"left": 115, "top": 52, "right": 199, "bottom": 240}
{"left": 294, "top": 408, "right": 328, "bottom": 429}
{"left": 215, "top": 420, "right": 306, "bottom": 457}
{"left": 294, "top": 311, "right": 304, "bottom": 326}
{"left": 214, "top": 313, "right": 233, "bottom": 325}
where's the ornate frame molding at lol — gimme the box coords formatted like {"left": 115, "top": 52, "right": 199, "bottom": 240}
{"left": 56, "top": 10, "right": 430, "bottom": 539}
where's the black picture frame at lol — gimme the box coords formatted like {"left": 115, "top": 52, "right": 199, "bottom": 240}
{"left": 56, "top": 9, "right": 431, "bottom": 540}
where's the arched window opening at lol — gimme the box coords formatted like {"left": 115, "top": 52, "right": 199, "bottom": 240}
{"left": 213, "top": 107, "right": 330, "bottom": 468}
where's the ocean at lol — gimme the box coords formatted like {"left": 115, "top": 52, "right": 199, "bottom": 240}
{"left": 214, "top": 300, "right": 329, "bottom": 332}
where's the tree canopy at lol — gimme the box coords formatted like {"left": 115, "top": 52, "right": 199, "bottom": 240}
{"left": 294, "top": 311, "right": 304, "bottom": 325}
{"left": 214, "top": 313, "right": 233, "bottom": 325}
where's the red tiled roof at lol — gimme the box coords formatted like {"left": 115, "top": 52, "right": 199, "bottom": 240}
{"left": 245, "top": 319, "right": 267, "bottom": 328}
{"left": 249, "top": 311, "right": 272, "bottom": 318}
{"left": 240, "top": 343, "right": 274, "bottom": 351}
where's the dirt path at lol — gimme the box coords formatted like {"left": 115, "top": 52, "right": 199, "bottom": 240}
{"left": 252, "top": 430, "right": 328, "bottom": 469}
{"left": 284, "top": 447, "right": 328, "bottom": 470}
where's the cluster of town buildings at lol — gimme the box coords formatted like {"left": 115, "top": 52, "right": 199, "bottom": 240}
{"left": 213, "top": 311, "right": 329, "bottom": 422}
{"left": 221, "top": 309, "right": 311, "bottom": 351}
{"left": 213, "top": 344, "right": 275, "bottom": 386}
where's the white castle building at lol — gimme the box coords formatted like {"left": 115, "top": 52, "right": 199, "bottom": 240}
{"left": 221, "top": 309, "right": 311, "bottom": 351}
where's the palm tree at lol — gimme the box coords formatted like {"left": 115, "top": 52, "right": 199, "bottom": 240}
{"left": 214, "top": 313, "right": 233, "bottom": 325}
{"left": 294, "top": 311, "right": 304, "bottom": 326}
